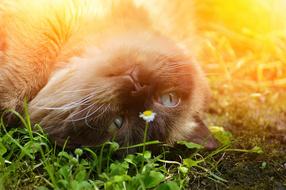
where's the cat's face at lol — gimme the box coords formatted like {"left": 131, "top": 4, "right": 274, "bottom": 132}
{"left": 29, "top": 32, "right": 218, "bottom": 150}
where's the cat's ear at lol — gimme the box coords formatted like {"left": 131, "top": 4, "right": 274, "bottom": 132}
{"left": 186, "top": 116, "right": 219, "bottom": 150}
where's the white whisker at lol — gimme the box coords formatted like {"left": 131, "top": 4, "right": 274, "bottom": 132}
{"left": 68, "top": 104, "right": 104, "bottom": 122}
{"left": 62, "top": 88, "right": 95, "bottom": 93}
{"left": 84, "top": 105, "right": 94, "bottom": 128}
{"left": 67, "top": 103, "right": 98, "bottom": 122}
{"left": 35, "top": 91, "right": 96, "bottom": 110}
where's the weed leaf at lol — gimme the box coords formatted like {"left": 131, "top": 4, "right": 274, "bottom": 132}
{"left": 177, "top": 141, "right": 203, "bottom": 149}
{"left": 143, "top": 171, "right": 165, "bottom": 188}
{"left": 156, "top": 181, "right": 180, "bottom": 190}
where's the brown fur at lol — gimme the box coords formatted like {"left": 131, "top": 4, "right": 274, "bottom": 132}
{"left": 0, "top": 0, "right": 218, "bottom": 150}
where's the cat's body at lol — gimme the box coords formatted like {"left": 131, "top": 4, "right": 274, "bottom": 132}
{"left": 0, "top": 0, "right": 218, "bottom": 149}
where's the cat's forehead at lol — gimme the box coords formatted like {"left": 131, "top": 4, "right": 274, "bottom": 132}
{"left": 99, "top": 30, "right": 181, "bottom": 54}
{"left": 94, "top": 43, "right": 192, "bottom": 76}
{"left": 75, "top": 31, "right": 192, "bottom": 74}
{"left": 68, "top": 32, "right": 195, "bottom": 95}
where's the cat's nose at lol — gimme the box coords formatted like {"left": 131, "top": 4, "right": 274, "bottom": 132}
{"left": 127, "top": 66, "right": 147, "bottom": 93}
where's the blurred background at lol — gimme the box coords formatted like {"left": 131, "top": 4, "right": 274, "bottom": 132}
{"left": 136, "top": 0, "right": 286, "bottom": 89}
{"left": 149, "top": 0, "right": 286, "bottom": 88}
{"left": 195, "top": 0, "right": 286, "bottom": 87}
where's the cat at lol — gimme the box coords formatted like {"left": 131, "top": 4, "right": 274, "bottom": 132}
{"left": 0, "top": 0, "right": 218, "bottom": 150}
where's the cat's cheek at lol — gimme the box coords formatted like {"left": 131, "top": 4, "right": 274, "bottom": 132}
{"left": 168, "top": 118, "right": 219, "bottom": 150}
{"left": 185, "top": 121, "right": 219, "bottom": 150}
{"left": 45, "top": 126, "right": 111, "bottom": 148}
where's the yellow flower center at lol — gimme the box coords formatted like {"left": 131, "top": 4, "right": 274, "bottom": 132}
{"left": 143, "top": 110, "right": 153, "bottom": 116}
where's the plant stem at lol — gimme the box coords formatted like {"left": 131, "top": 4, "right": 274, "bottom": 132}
{"left": 141, "top": 122, "right": 150, "bottom": 172}
{"left": 142, "top": 122, "right": 150, "bottom": 154}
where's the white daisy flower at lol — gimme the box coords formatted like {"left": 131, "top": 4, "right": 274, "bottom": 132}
{"left": 139, "top": 110, "right": 156, "bottom": 122}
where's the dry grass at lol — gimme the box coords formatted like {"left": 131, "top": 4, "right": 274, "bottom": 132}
{"left": 194, "top": 0, "right": 286, "bottom": 87}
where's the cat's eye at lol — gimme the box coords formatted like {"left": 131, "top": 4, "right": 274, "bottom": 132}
{"left": 158, "top": 92, "right": 180, "bottom": 107}
{"left": 108, "top": 116, "right": 124, "bottom": 133}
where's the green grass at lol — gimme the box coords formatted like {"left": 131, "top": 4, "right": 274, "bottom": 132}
{"left": 1, "top": 82, "right": 285, "bottom": 190}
